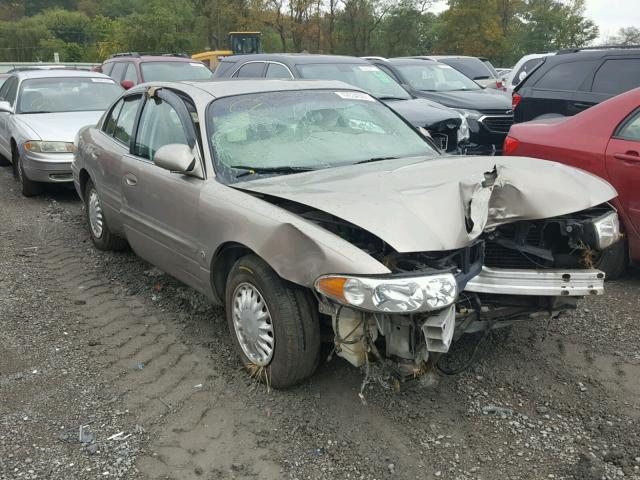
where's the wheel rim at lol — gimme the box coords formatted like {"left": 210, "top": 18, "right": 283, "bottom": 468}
{"left": 232, "top": 282, "right": 275, "bottom": 366}
{"left": 88, "top": 189, "right": 104, "bottom": 239}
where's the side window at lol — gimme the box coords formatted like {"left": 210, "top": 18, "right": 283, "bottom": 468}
{"left": 535, "top": 61, "right": 589, "bottom": 91}
{"left": 101, "top": 62, "right": 114, "bottom": 76}
{"left": 265, "top": 63, "right": 292, "bottom": 79}
{"left": 110, "top": 62, "right": 126, "bottom": 81}
{"left": 103, "top": 99, "right": 124, "bottom": 136}
{"left": 103, "top": 95, "right": 141, "bottom": 146}
{"left": 123, "top": 63, "right": 137, "bottom": 84}
{"left": 592, "top": 59, "right": 640, "bottom": 95}
{"left": 134, "top": 98, "right": 188, "bottom": 161}
{"left": 616, "top": 110, "right": 640, "bottom": 142}
{"left": 235, "top": 62, "right": 264, "bottom": 78}
{"left": 512, "top": 58, "right": 544, "bottom": 86}
{"left": 0, "top": 77, "right": 18, "bottom": 105}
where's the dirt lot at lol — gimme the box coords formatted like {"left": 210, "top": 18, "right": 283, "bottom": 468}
{"left": 1, "top": 166, "right": 639, "bottom": 480}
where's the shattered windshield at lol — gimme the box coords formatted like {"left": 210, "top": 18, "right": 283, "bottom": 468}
{"left": 208, "top": 89, "right": 438, "bottom": 183}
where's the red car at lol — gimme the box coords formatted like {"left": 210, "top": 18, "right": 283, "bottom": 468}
{"left": 504, "top": 87, "right": 640, "bottom": 278}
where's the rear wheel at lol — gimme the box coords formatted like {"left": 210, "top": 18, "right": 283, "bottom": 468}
{"left": 14, "top": 150, "right": 43, "bottom": 197}
{"left": 84, "top": 179, "right": 127, "bottom": 251}
{"left": 225, "top": 254, "right": 320, "bottom": 388}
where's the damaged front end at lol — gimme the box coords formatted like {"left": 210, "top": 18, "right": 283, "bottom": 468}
{"left": 313, "top": 203, "right": 618, "bottom": 381}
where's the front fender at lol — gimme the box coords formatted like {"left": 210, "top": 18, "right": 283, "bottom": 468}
{"left": 200, "top": 183, "right": 391, "bottom": 288}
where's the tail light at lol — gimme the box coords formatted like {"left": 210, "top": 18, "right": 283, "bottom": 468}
{"left": 512, "top": 92, "right": 522, "bottom": 111}
{"left": 503, "top": 136, "right": 520, "bottom": 155}
{"left": 496, "top": 80, "right": 503, "bottom": 90}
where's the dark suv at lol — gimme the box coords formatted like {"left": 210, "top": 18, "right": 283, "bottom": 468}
{"left": 513, "top": 47, "right": 640, "bottom": 123}
{"left": 365, "top": 57, "right": 513, "bottom": 154}
{"left": 98, "top": 53, "right": 212, "bottom": 88}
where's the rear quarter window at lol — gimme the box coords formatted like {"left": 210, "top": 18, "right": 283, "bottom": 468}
{"left": 534, "top": 61, "right": 590, "bottom": 91}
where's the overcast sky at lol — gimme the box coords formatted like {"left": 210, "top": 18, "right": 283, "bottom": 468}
{"left": 429, "top": 0, "right": 640, "bottom": 42}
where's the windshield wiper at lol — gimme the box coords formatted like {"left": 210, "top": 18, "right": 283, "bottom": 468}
{"left": 231, "top": 165, "right": 315, "bottom": 178}
{"left": 355, "top": 156, "right": 398, "bottom": 165}
{"left": 377, "top": 96, "right": 409, "bottom": 101}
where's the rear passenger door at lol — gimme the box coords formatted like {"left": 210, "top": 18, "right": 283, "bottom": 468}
{"left": 120, "top": 89, "right": 206, "bottom": 290}
{"left": 527, "top": 61, "right": 595, "bottom": 120}
{"left": 605, "top": 108, "right": 640, "bottom": 235}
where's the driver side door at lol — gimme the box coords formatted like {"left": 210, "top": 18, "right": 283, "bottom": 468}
{"left": 120, "top": 88, "right": 207, "bottom": 292}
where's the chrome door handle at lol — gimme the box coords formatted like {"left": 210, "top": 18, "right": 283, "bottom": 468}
{"left": 124, "top": 173, "right": 137, "bottom": 186}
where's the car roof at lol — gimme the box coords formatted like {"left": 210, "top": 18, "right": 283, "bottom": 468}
{"left": 104, "top": 55, "right": 196, "bottom": 63}
{"left": 13, "top": 70, "right": 114, "bottom": 80}
{"left": 386, "top": 58, "right": 438, "bottom": 66}
{"left": 541, "top": 47, "right": 640, "bottom": 64}
{"left": 220, "top": 53, "right": 369, "bottom": 66}
{"left": 136, "top": 79, "right": 365, "bottom": 99}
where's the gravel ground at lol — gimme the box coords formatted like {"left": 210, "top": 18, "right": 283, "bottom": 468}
{"left": 1, "top": 166, "right": 639, "bottom": 480}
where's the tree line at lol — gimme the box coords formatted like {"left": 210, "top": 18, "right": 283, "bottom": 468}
{"left": 0, "top": 0, "right": 626, "bottom": 67}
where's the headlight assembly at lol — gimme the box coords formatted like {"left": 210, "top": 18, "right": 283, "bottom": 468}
{"left": 592, "top": 211, "right": 622, "bottom": 250}
{"left": 457, "top": 115, "right": 470, "bottom": 143}
{"left": 24, "top": 141, "right": 75, "bottom": 153}
{"left": 315, "top": 273, "right": 458, "bottom": 313}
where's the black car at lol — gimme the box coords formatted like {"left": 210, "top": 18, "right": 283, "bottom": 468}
{"left": 513, "top": 47, "right": 640, "bottom": 123}
{"left": 366, "top": 57, "right": 513, "bottom": 155}
{"left": 212, "top": 54, "right": 469, "bottom": 153}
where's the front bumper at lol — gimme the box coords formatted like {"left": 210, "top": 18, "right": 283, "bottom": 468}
{"left": 21, "top": 151, "right": 73, "bottom": 183}
{"left": 465, "top": 266, "right": 605, "bottom": 296}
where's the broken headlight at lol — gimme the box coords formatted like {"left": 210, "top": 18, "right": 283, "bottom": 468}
{"left": 592, "top": 211, "right": 621, "bottom": 250}
{"left": 315, "top": 273, "right": 457, "bottom": 313}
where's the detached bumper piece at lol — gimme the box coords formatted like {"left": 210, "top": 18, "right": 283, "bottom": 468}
{"left": 465, "top": 267, "right": 605, "bottom": 297}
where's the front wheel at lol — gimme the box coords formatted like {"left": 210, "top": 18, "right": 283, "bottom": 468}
{"left": 595, "top": 239, "right": 628, "bottom": 280}
{"left": 84, "top": 179, "right": 127, "bottom": 251}
{"left": 15, "top": 151, "right": 43, "bottom": 197}
{"left": 225, "top": 255, "right": 320, "bottom": 388}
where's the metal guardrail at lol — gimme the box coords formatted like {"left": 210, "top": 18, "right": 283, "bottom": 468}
{"left": 0, "top": 62, "right": 99, "bottom": 73}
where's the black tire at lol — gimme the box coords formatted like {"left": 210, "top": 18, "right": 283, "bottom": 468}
{"left": 14, "top": 150, "right": 43, "bottom": 197}
{"left": 84, "top": 179, "right": 127, "bottom": 251}
{"left": 225, "top": 254, "right": 320, "bottom": 388}
{"left": 595, "top": 239, "right": 628, "bottom": 280}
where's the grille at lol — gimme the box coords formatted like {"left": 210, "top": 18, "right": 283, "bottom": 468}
{"left": 480, "top": 115, "right": 514, "bottom": 134}
{"left": 483, "top": 223, "right": 549, "bottom": 269}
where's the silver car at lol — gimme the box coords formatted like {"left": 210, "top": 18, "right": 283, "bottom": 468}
{"left": 73, "top": 80, "right": 621, "bottom": 388}
{"left": 0, "top": 70, "right": 123, "bottom": 196}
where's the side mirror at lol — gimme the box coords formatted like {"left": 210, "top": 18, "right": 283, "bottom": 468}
{"left": 153, "top": 144, "right": 195, "bottom": 173}
{"left": 121, "top": 80, "right": 134, "bottom": 90}
{"left": 0, "top": 100, "right": 13, "bottom": 113}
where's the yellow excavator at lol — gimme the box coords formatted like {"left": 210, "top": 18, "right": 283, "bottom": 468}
{"left": 192, "top": 32, "right": 262, "bottom": 69}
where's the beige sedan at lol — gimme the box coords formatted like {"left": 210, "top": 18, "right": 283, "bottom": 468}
{"left": 72, "top": 79, "right": 620, "bottom": 387}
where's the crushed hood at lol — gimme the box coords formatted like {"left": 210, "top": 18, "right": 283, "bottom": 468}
{"left": 383, "top": 98, "right": 460, "bottom": 128}
{"left": 239, "top": 156, "right": 617, "bottom": 253}
{"left": 412, "top": 88, "right": 512, "bottom": 111}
